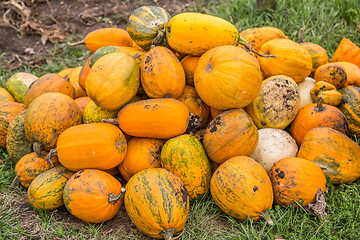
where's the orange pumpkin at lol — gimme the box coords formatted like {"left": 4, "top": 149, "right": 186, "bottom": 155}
{"left": 194, "top": 45, "right": 263, "bottom": 110}
{"left": 78, "top": 54, "right": 93, "bottom": 90}
{"left": 57, "top": 68, "right": 74, "bottom": 77}
{"left": 118, "top": 98, "right": 189, "bottom": 139}
{"left": 66, "top": 67, "right": 87, "bottom": 98}
{"left": 118, "top": 137, "right": 165, "bottom": 181}
{"left": 63, "top": 169, "right": 125, "bottom": 223}
{"left": 180, "top": 55, "right": 200, "bottom": 86}
{"left": 74, "top": 96, "right": 91, "bottom": 113}
{"left": 140, "top": 46, "right": 185, "bottom": 99}
{"left": 269, "top": 157, "right": 326, "bottom": 207}
{"left": 331, "top": 38, "right": 360, "bottom": 68}
{"left": 203, "top": 109, "right": 258, "bottom": 164}
{"left": 297, "top": 127, "right": 360, "bottom": 184}
{"left": 299, "top": 42, "right": 329, "bottom": 76}
{"left": 0, "top": 87, "right": 14, "bottom": 102}
{"left": 336, "top": 62, "right": 360, "bottom": 87}
{"left": 314, "top": 62, "right": 348, "bottom": 89}
{"left": 290, "top": 97, "right": 349, "bottom": 146}
{"left": 56, "top": 123, "right": 127, "bottom": 171}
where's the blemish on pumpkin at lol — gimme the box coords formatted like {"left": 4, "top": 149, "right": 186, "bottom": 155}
{"left": 253, "top": 186, "right": 258, "bottom": 192}
{"left": 144, "top": 104, "right": 150, "bottom": 109}
{"left": 206, "top": 63, "right": 213, "bottom": 73}
{"left": 209, "top": 116, "right": 221, "bottom": 133}
{"left": 278, "top": 171, "right": 285, "bottom": 179}
{"left": 145, "top": 56, "right": 151, "bottom": 64}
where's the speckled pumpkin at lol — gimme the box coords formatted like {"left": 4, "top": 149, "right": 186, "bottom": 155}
{"left": 83, "top": 100, "right": 119, "bottom": 124}
{"left": 118, "top": 137, "right": 165, "bottom": 181}
{"left": 331, "top": 38, "right": 360, "bottom": 68}
{"left": 5, "top": 72, "right": 38, "bottom": 103}
{"left": 85, "top": 52, "right": 140, "bottom": 111}
{"left": 210, "top": 156, "right": 273, "bottom": 221}
{"left": 124, "top": 168, "right": 189, "bottom": 239}
{"left": 141, "top": 46, "right": 185, "bottom": 99}
{"left": 74, "top": 96, "right": 91, "bottom": 113}
{"left": 24, "top": 92, "right": 82, "bottom": 151}
{"left": 56, "top": 123, "right": 127, "bottom": 171}
{"left": 194, "top": 45, "right": 263, "bottom": 110}
{"left": 336, "top": 62, "right": 360, "bottom": 87}
{"left": 0, "top": 101, "right": 26, "bottom": 148}
{"left": 0, "top": 87, "right": 14, "bottom": 102}
{"left": 297, "top": 127, "right": 360, "bottom": 184}
{"left": 6, "top": 110, "right": 32, "bottom": 163}
{"left": 27, "top": 166, "right": 74, "bottom": 210}
{"left": 314, "top": 62, "right": 348, "bottom": 89}
{"left": 161, "top": 134, "right": 212, "bottom": 201}
{"left": 203, "top": 109, "right": 258, "bottom": 164}
{"left": 338, "top": 86, "right": 360, "bottom": 136}
{"left": 63, "top": 169, "right": 125, "bottom": 223}
{"left": 180, "top": 55, "right": 200, "bottom": 86}
{"left": 269, "top": 157, "right": 326, "bottom": 207}
{"left": 258, "top": 38, "right": 313, "bottom": 82}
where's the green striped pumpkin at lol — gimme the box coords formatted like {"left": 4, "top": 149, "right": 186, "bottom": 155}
{"left": 5, "top": 72, "right": 38, "bottom": 104}
{"left": 83, "top": 100, "right": 119, "bottom": 124}
{"left": 161, "top": 134, "right": 212, "bottom": 201}
{"left": 127, "top": 6, "right": 171, "bottom": 51}
{"left": 338, "top": 86, "right": 360, "bottom": 136}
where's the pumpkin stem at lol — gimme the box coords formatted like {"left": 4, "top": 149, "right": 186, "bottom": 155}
{"left": 45, "top": 149, "right": 58, "bottom": 167}
{"left": 159, "top": 228, "right": 175, "bottom": 240}
{"left": 152, "top": 29, "right": 166, "bottom": 47}
{"left": 238, "top": 35, "right": 275, "bottom": 58}
{"left": 69, "top": 39, "right": 85, "bottom": 46}
{"left": 33, "top": 142, "right": 46, "bottom": 158}
{"left": 101, "top": 118, "right": 119, "bottom": 125}
{"left": 108, "top": 187, "right": 126, "bottom": 204}
{"left": 316, "top": 96, "right": 324, "bottom": 111}
{"left": 259, "top": 210, "right": 274, "bottom": 225}
{"left": 11, "top": 175, "right": 19, "bottom": 187}
{"left": 298, "top": 26, "right": 305, "bottom": 43}
{"left": 132, "top": 53, "right": 142, "bottom": 60}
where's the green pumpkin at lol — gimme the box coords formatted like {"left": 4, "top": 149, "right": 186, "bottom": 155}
{"left": 83, "top": 100, "right": 119, "bottom": 124}
{"left": 338, "top": 86, "right": 360, "bottom": 137}
{"left": 90, "top": 46, "right": 145, "bottom": 67}
{"left": 5, "top": 72, "right": 38, "bottom": 103}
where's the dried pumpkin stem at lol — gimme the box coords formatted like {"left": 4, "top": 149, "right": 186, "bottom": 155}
{"left": 45, "top": 149, "right": 58, "bottom": 167}
{"left": 33, "top": 142, "right": 46, "bottom": 158}
{"left": 152, "top": 29, "right": 166, "bottom": 46}
{"left": 298, "top": 26, "right": 306, "bottom": 43}
{"left": 108, "top": 187, "right": 126, "bottom": 204}
{"left": 159, "top": 228, "right": 175, "bottom": 240}
{"left": 132, "top": 53, "right": 142, "bottom": 60}
{"left": 238, "top": 36, "right": 275, "bottom": 58}
{"left": 11, "top": 175, "right": 19, "bottom": 186}
{"left": 101, "top": 118, "right": 119, "bottom": 125}
{"left": 259, "top": 210, "right": 274, "bottom": 225}
{"left": 69, "top": 39, "right": 85, "bottom": 46}
{"left": 316, "top": 96, "right": 324, "bottom": 111}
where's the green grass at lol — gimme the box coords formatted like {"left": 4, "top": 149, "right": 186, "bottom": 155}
{"left": 1, "top": 0, "right": 360, "bottom": 239}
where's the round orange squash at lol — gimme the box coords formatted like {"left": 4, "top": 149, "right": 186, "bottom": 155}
{"left": 0, "top": 87, "right": 14, "bottom": 102}
{"left": 258, "top": 38, "right": 313, "bottom": 83}
{"left": 56, "top": 123, "right": 127, "bottom": 171}
{"left": 118, "top": 137, "right": 165, "bottom": 181}
{"left": 297, "top": 127, "right": 360, "bottom": 184}
{"left": 117, "top": 98, "right": 189, "bottom": 139}
{"left": 299, "top": 42, "right": 329, "bottom": 76}
{"left": 331, "top": 38, "right": 360, "bottom": 68}
{"left": 203, "top": 109, "right": 258, "bottom": 164}
{"left": 140, "top": 46, "right": 185, "bottom": 99}
{"left": 210, "top": 156, "right": 273, "bottom": 221}
{"left": 314, "top": 62, "right": 348, "bottom": 89}
{"left": 194, "top": 45, "right": 263, "bottom": 110}
{"left": 180, "top": 55, "right": 200, "bottom": 86}
{"left": 269, "top": 157, "right": 326, "bottom": 207}
{"left": 63, "top": 169, "right": 125, "bottom": 223}
{"left": 124, "top": 168, "right": 189, "bottom": 239}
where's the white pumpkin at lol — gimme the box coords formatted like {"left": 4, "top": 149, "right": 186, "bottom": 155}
{"left": 298, "top": 77, "right": 316, "bottom": 108}
{"left": 249, "top": 128, "right": 298, "bottom": 173}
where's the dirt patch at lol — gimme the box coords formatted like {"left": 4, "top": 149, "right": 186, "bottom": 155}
{"left": 0, "top": 0, "right": 195, "bottom": 72}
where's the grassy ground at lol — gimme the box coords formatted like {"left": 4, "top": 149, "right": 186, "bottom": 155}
{"left": 1, "top": 0, "right": 360, "bottom": 239}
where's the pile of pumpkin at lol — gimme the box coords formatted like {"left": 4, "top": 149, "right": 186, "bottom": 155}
{"left": 1, "top": 5, "right": 360, "bottom": 239}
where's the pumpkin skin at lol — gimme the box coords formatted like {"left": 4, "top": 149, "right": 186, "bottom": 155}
{"left": 15, "top": 152, "right": 56, "bottom": 188}
{"left": 6, "top": 110, "right": 32, "bottom": 163}
{"left": 127, "top": 6, "right": 171, "bottom": 51}
{"left": 298, "top": 77, "right": 316, "bottom": 108}
{"left": 5, "top": 72, "right": 37, "bottom": 103}
{"left": 331, "top": 38, "right": 360, "bottom": 68}
{"left": 210, "top": 156, "right": 273, "bottom": 221}
{"left": 24, "top": 73, "right": 76, "bottom": 107}
{"left": 83, "top": 100, "right": 119, "bottom": 124}
{"left": 290, "top": 98, "right": 349, "bottom": 146}
{"left": 269, "top": 157, "right": 326, "bottom": 207}
{"left": 28, "top": 166, "right": 74, "bottom": 210}
{"left": 240, "top": 26, "right": 288, "bottom": 52}
{"left": 24, "top": 92, "right": 82, "bottom": 150}
{"left": 67, "top": 67, "right": 87, "bottom": 98}
{"left": 63, "top": 169, "right": 124, "bottom": 223}
{"left": 82, "top": 28, "right": 133, "bottom": 53}
{"left": 338, "top": 86, "right": 360, "bottom": 136}
{"left": 310, "top": 81, "right": 342, "bottom": 106}
{"left": 161, "top": 134, "right": 212, "bottom": 201}
{"left": 74, "top": 96, "right": 91, "bottom": 113}
{"left": 124, "top": 168, "right": 189, "bottom": 239}
{"left": 194, "top": 45, "right": 263, "bottom": 110}
{"left": 56, "top": 123, "right": 127, "bottom": 172}
{"left": 298, "top": 127, "right": 360, "bottom": 184}
{"left": 118, "top": 98, "right": 189, "bottom": 139}
{"left": 258, "top": 38, "right": 313, "bottom": 83}
{"left": 0, "top": 101, "right": 26, "bottom": 148}
{"left": 85, "top": 52, "right": 140, "bottom": 111}
{"left": 57, "top": 68, "right": 74, "bottom": 77}
{"left": 141, "top": 46, "right": 185, "bottom": 99}
{"left": 203, "top": 109, "right": 258, "bottom": 165}
{"left": 91, "top": 46, "right": 145, "bottom": 67}
{"left": 299, "top": 42, "right": 329, "bottom": 76}
{"left": 118, "top": 137, "right": 165, "bottom": 181}
{"left": 314, "top": 62, "right": 348, "bottom": 89}
{"left": 180, "top": 56, "right": 200, "bottom": 86}
{"left": 336, "top": 62, "right": 360, "bottom": 87}
{"left": 245, "top": 75, "right": 300, "bottom": 129}
{"left": 78, "top": 54, "right": 93, "bottom": 90}
{"left": 0, "top": 87, "right": 14, "bottom": 102}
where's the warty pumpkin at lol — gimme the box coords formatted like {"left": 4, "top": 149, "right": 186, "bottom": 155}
{"left": 210, "top": 156, "right": 273, "bottom": 221}
{"left": 161, "top": 134, "right": 212, "bottom": 201}
{"left": 314, "top": 62, "right": 349, "bottom": 89}
{"left": 180, "top": 55, "right": 200, "bottom": 86}
{"left": 338, "top": 86, "right": 360, "bottom": 136}
{"left": 141, "top": 46, "right": 185, "bottom": 99}
{"left": 5, "top": 72, "right": 37, "bottom": 103}
{"left": 117, "top": 98, "right": 189, "bottom": 139}
{"left": 194, "top": 45, "right": 263, "bottom": 110}
{"left": 28, "top": 166, "right": 74, "bottom": 210}
{"left": 0, "top": 87, "right": 14, "bottom": 102}
{"left": 56, "top": 123, "right": 127, "bottom": 171}
{"left": 269, "top": 157, "right": 326, "bottom": 207}
{"left": 124, "top": 168, "right": 189, "bottom": 239}
{"left": 127, "top": 6, "right": 171, "bottom": 51}
{"left": 331, "top": 38, "right": 360, "bottom": 68}
{"left": 297, "top": 127, "right": 360, "bottom": 184}
{"left": 118, "top": 137, "right": 165, "bottom": 181}
{"left": 63, "top": 169, "right": 125, "bottom": 223}
{"left": 203, "top": 109, "right": 258, "bottom": 165}
{"left": 85, "top": 52, "right": 140, "bottom": 111}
